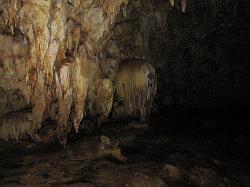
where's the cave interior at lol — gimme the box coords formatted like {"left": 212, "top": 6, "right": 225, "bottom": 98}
{"left": 0, "top": 0, "right": 250, "bottom": 186}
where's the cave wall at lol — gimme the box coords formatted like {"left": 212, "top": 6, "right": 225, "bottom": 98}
{"left": 149, "top": 0, "right": 250, "bottom": 109}
{"left": 0, "top": 0, "right": 157, "bottom": 143}
{"left": 0, "top": 0, "right": 249, "bottom": 143}
{"left": 0, "top": 0, "right": 126, "bottom": 143}
{"left": 109, "top": 0, "right": 250, "bottom": 109}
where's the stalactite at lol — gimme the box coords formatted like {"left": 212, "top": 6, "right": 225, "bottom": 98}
{"left": 0, "top": 0, "right": 125, "bottom": 144}
{"left": 112, "top": 58, "right": 157, "bottom": 122}
{"left": 0, "top": 0, "right": 158, "bottom": 144}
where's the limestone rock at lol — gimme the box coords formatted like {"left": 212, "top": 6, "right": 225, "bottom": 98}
{"left": 113, "top": 58, "right": 157, "bottom": 122}
{"left": 0, "top": 0, "right": 124, "bottom": 143}
{"left": 0, "top": 0, "right": 158, "bottom": 144}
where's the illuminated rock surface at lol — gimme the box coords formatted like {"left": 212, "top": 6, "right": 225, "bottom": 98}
{"left": 0, "top": 0, "right": 249, "bottom": 186}
{"left": 0, "top": 0, "right": 157, "bottom": 143}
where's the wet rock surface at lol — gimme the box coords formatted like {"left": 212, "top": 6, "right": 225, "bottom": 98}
{"left": 0, "top": 0, "right": 158, "bottom": 143}
{"left": 0, "top": 112, "right": 249, "bottom": 187}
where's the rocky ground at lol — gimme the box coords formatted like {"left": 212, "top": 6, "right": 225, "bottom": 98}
{"left": 0, "top": 109, "right": 250, "bottom": 187}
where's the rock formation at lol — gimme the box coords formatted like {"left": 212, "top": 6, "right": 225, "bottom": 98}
{"left": 1, "top": 0, "right": 248, "bottom": 145}
{"left": 0, "top": 0, "right": 158, "bottom": 144}
{"left": 112, "top": 58, "right": 156, "bottom": 122}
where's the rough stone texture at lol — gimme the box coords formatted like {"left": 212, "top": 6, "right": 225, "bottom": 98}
{"left": 1, "top": 0, "right": 249, "bottom": 143}
{"left": 112, "top": 58, "right": 157, "bottom": 122}
{"left": 0, "top": 0, "right": 124, "bottom": 142}
{"left": 149, "top": 0, "right": 250, "bottom": 108}
{"left": 0, "top": 120, "right": 249, "bottom": 186}
{"left": 0, "top": 0, "right": 157, "bottom": 143}
{"left": 108, "top": 0, "right": 249, "bottom": 109}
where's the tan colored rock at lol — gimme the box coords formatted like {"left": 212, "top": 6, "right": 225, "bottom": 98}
{"left": 86, "top": 76, "right": 115, "bottom": 125}
{"left": 131, "top": 173, "right": 167, "bottom": 187}
{"left": 113, "top": 58, "right": 157, "bottom": 122}
{"left": 0, "top": 0, "right": 125, "bottom": 143}
{"left": 98, "top": 135, "right": 127, "bottom": 162}
{"left": 0, "top": 0, "right": 157, "bottom": 144}
{"left": 163, "top": 164, "right": 183, "bottom": 180}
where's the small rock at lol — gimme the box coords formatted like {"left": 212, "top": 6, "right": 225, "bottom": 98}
{"left": 20, "top": 173, "right": 45, "bottom": 185}
{"left": 98, "top": 135, "right": 127, "bottom": 162}
{"left": 131, "top": 173, "right": 167, "bottom": 187}
{"left": 163, "top": 164, "right": 183, "bottom": 180}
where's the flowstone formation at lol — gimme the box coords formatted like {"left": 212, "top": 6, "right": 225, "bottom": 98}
{"left": 0, "top": 0, "right": 158, "bottom": 144}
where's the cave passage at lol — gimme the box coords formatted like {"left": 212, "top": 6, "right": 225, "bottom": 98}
{"left": 0, "top": 0, "right": 250, "bottom": 186}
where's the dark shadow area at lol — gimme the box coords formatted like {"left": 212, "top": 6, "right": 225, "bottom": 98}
{"left": 0, "top": 0, "right": 250, "bottom": 186}
{"left": 1, "top": 109, "right": 250, "bottom": 186}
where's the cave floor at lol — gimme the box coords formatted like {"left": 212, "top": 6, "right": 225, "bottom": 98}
{"left": 0, "top": 111, "right": 250, "bottom": 187}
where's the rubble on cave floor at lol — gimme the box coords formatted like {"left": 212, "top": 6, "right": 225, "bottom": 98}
{"left": 0, "top": 115, "right": 249, "bottom": 187}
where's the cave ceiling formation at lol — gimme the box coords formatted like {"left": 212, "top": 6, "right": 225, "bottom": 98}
{"left": 0, "top": 0, "right": 167, "bottom": 144}
{"left": 1, "top": 0, "right": 249, "bottom": 145}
